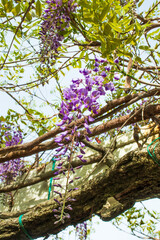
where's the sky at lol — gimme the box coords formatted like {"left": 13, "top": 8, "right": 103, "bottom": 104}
{"left": 0, "top": 0, "right": 160, "bottom": 239}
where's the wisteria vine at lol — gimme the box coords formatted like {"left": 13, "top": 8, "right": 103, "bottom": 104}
{"left": 52, "top": 56, "right": 120, "bottom": 225}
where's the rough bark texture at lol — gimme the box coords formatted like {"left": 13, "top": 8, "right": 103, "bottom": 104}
{"left": 0, "top": 145, "right": 160, "bottom": 240}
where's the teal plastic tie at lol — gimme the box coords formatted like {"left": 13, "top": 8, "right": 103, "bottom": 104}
{"left": 19, "top": 214, "right": 33, "bottom": 240}
{"left": 48, "top": 157, "right": 56, "bottom": 200}
{"left": 147, "top": 137, "right": 160, "bottom": 167}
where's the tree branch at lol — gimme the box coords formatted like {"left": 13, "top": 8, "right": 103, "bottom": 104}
{"left": 0, "top": 146, "right": 160, "bottom": 239}
{"left": 0, "top": 104, "right": 160, "bottom": 163}
{"left": 0, "top": 0, "right": 35, "bottom": 70}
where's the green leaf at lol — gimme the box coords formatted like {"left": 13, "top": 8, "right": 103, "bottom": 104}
{"left": 14, "top": 37, "right": 20, "bottom": 45}
{"left": 12, "top": 3, "right": 20, "bottom": 16}
{"left": 138, "top": 0, "right": 145, "bottom": 7}
{"left": 36, "top": 0, "right": 42, "bottom": 17}
{"left": 100, "top": 37, "right": 106, "bottom": 53}
{"left": 125, "top": 35, "right": 136, "bottom": 44}
{"left": 102, "top": 23, "right": 111, "bottom": 35}
{"left": 5, "top": 0, "right": 13, "bottom": 12}
{"left": 100, "top": 5, "right": 110, "bottom": 22}
{"left": 139, "top": 45, "right": 152, "bottom": 51}
{"left": 120, "top": 16, "right": 131, "bottom": 27}
{"left": 0, "top": 116, "right": 5, "bottom": 121}
{"left": 60, "top": 70, "right": 65, "bottom": 76}
{"left": 79, "top": 0, "right": 90, "bottom": 8}
{"left": 125, "top": 24, "right": 134, "bottom": 33}
{"left": 108, "top": 22, "right": 123, "bottom": 33}
{"left": 135, "top": 56, "right": 143, "bottom": 64}
{"left": 135, "top": 21, "right": 141, "bottom": 33}
{"left": 77, "top": 59, "right": 82, "bottom": 68}
{"left": 122, "top": 1, "right": 133, "bottom": 12}
{"left": 83, "top": 16, "right": 93, "bottom": 23}
{"left": 92, "top": 0, "right": 98, "bottom": 9}
{"left": 1, "top": 0, "right": 6, "bottom": 6}
{"left": 118, "top": 50, "right": 132, "bottom": 57}
{"left": 79, "top": 50, "right": 85, "bottom": 59}
{"left": 85, "top": 53, "right": 89, "bottom": 62}
{"left": 26, "top": 12, "right": 32, "bottom": 21}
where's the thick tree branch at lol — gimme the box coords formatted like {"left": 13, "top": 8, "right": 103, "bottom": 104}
{"left": 0, "top": 104, "right": 160, "bottom": 163}
{"left": 2, "top": 121, "right": 159, "bottom": 194}
{"left": 0, "top": 152, "right": 102, "bottom": 193}
{"left": 0, "top": 146, "right": 160, "bottom": 240}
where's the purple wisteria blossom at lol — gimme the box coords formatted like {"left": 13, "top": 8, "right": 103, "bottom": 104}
{"left": 93, "top": 67, "right": 99, "bottom": 72}
{"left": 52, "top": 56, "right": 119, "bottom": 223}
{"left": 0, "top": 124, "right": 24, "bottom": 183}
{"left": 94, "top": 75, "right": 104, "bottom": 85}
{"left": 84, "top": 122, "right": 92, "bottom": 134}
{"left": 40, "top": 0, "right": 77, "bottom": 57}
{"left": 76, "top": 222, "right": 87, "bottom": 239}
{"left": 114, "top": 73, "right": 120, "bottom": 80}
{"left": 104, "top": 82, "right": 115, "bottom": 91}
{"left": 79, "top": 68, "right": 91, "bottom": 75}
{"left": 54, "top": 134, "right": 63, "bottom": 143}
{"left": 94, "top": 62, "right": 99, "bottom": 67}
{"left": 101, "top": 71, "right": 107, "bottom": 78}
{"left": 104, "top": 65, "right": 111, "bottom": 71}
{"left": 114, "top": 57, "right": 119, "bottom": 64}
{"left": 88, "top": 116, "right": 94, "bottom": 122}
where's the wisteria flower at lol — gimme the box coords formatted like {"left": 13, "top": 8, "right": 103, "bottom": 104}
{"left": 56, "top": 120, "right": 66, "bottom": 126}
{"left": 98, "top": 86, "right": 105, "bottom": 95}
{"left": 84, "top": 96, "right": 92, "bottom": 108}
{"left": 114, "top": 73, "right": 120, "bottom": 80}
{"left": 54, "top": 135, "right": 63, "bottom": 143}
{"left": 104, "top": 65, "right": 111, "bottom": 71}
{"left": 88, "top": 116, "right": 94, "bottom": 122}
{"left": 91, "top": 90, "right": 100, "bottom": 99}
{"left": 63, "top": 88, "right": 77, "bottom": 100}
{"left": 72, "top": 78, "right": 82, "bottom": 85}
{"left": 114, "top": 57, "right": 119, "bottom": 64}
{"left": 84, "top": 123, "right": 92, "bottom": 134}
{"left": 94, "top": 76, "right": 104, "bottom": 85}
{"left": 78, "top": 88, "right": 88, "bottom": 100}
{"left": 101, "top": 71, "right": 107, "bottom": 78}
{"left": 93, "top": 67, "right": 99, "bottom": 72}
{"left": 104, "top": 82, "right": 115, "bottom": 91}
{"left": 94, "top": 62, "right": 99, "bottom": 67}
{"left": 85, "top": 135, "right": 91, "bottom": 141}
{"left": 79, "top": 68, "right": 91, "bottom": 75}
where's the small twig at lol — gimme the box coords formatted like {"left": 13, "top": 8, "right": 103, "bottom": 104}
{"left": 120, "top": 70, "right": 160, "bottom": 87}
{"left": 2, "top": 88, "right": 33, "bottom": 117}
{"left": 145, "top": 1, "right": 160, "bottom": 18}
{"left": 0, "top": 0, "right": 35, "bottom": 70}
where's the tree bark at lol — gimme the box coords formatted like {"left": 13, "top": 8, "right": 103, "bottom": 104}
{"left": 0, "top": 146, "right": 160, "bottom": 240}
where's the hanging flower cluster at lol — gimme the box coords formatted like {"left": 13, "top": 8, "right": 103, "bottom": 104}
{"left": 55, "top": 57, "right": 118, "bottom": 146}
{"left": 40, "top": 0, "right": 77, "bottom": 58}
{"left": 0, "top": 124, "right": 24, "bottom": 184}
{"left": 52, "top": 57, "right": 120, "bottom": 222}
{"left": 76, "top": 222, "right": 87, "bottom": 240}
